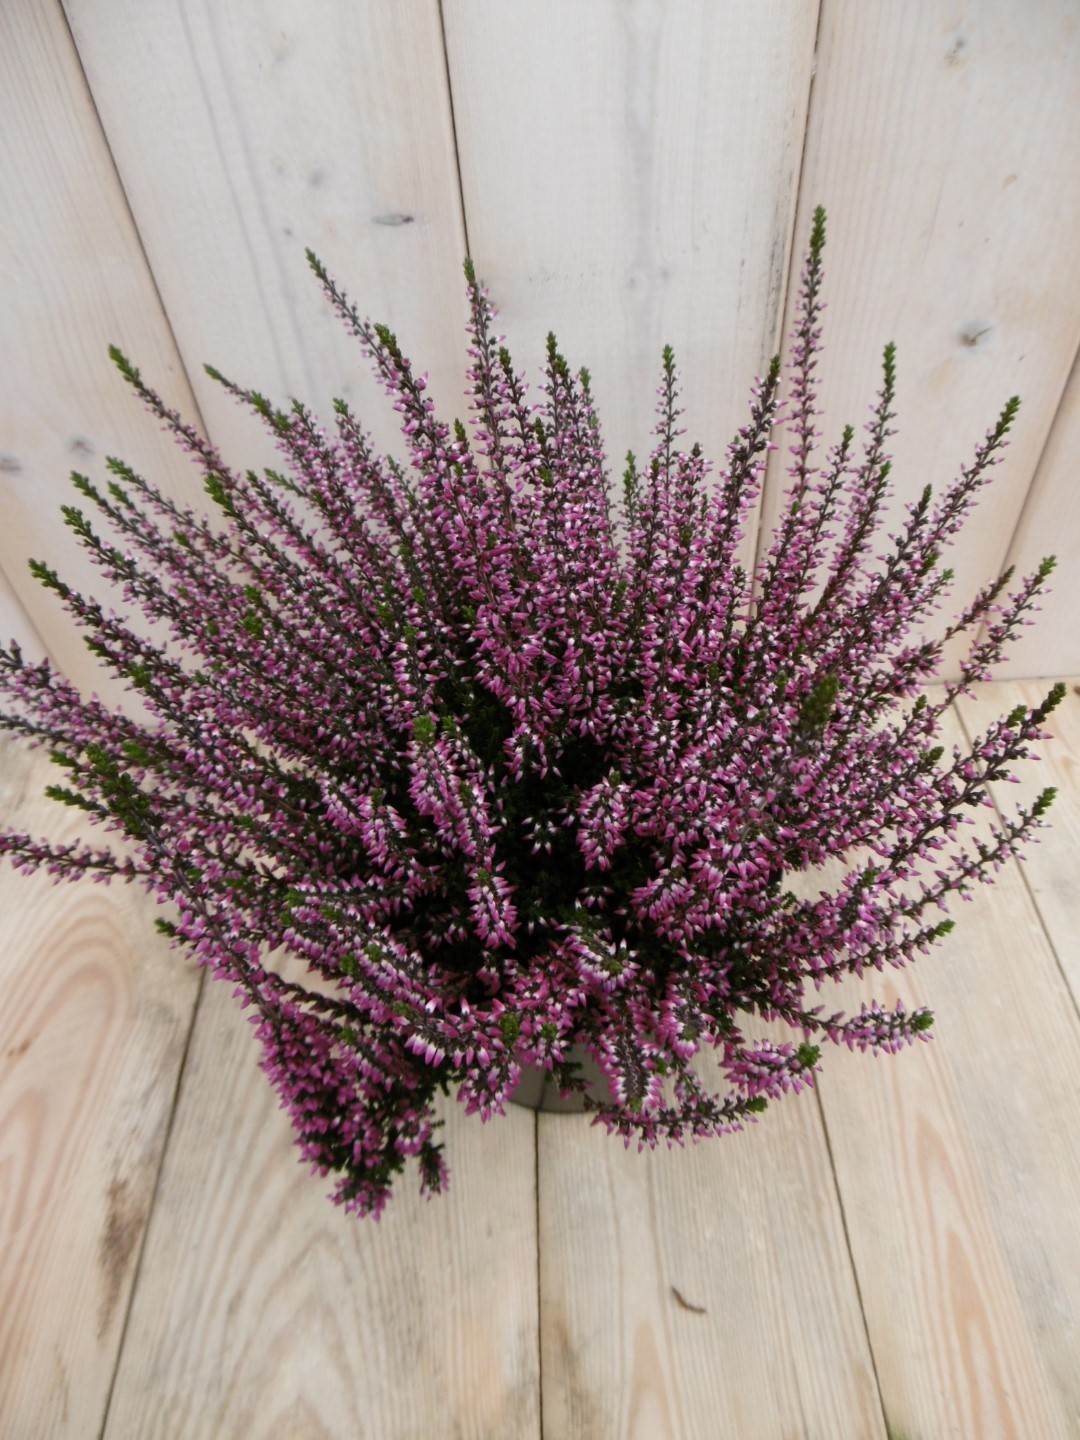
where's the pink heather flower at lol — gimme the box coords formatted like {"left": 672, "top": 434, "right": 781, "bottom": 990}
{"left": 0, "top": 208, "right": 1062, "bottom": 1217}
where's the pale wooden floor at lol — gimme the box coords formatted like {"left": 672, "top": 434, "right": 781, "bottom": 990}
{"left": 2, "top": 679, "right": 1079, "bottom": 1440}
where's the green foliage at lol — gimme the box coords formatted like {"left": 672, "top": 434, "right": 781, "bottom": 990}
{"left": 121, "top": 739, "right": 153, "bottom": 767}
{"left": 412, "top": 715, "right": 437, "bottom": 745}
{"left": 1044, "top": 680, "right": 1067, "bottom": 713}
{"left": 1032, "top": 786, "right": 1057, "bottom": 819}
{"left": 809, "top": 204, "right": 826, "bottom": 261}
{"left": 373, "top": 322, "right": 400, "bottom": 358}
{"left": 203, "top": 473, "right": 235, "bottom": 516}
{"left": 798, "top": 673, "right": 839, "bottom": 737}
{"left": 995, "top": 394, "right": 1021, "bottom": 437}
{"left": 27, "top": 558, "right": 70, "bottom": 600}
{"left": 44, "top": 784, "right": 98, "bottom": 813}
{"left": 882, "top": 339, "right": 897, "bottom": 394}
{"left": 107, "top": 344, "right": 142, "bottom": 387}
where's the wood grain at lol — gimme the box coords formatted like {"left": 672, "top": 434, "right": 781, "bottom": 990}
{"left": 991, "top": 350, "right": 1080, "bottom": 678}
{"left": 443, "top": 0, "right": 819, "bottom": 566}
{"left": 0, "top": 737, "right": 201, "bottom": 1439}
{"left": 61, "top": 0, "right": 470, "bottom": 478}
{"left": 538, "top": 1045, "right": 887, "bottom": 1439}
{"left": 816, "top": 693, "right": 1080, "bottom": 1438}
{"left": 761, "top": 0, "right": 1080, "bottom": 678}
{"left": 956, "top": 678, "right": 1080, "bottom": 1005}
{"left": 102, "top": 975, "right": 541, "bottom": 1440}
{"left": 0, "top": 568, "right": 47, "bottom": 665}
{"left": 0, "top": 0, "right": 210, "bottom": 694}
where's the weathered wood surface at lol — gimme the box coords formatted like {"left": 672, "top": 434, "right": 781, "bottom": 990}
{"left": 100, "top": 977, "right": 541, "bottom": 1440}
{"left": 993, "top": 352, "right": 1080, "bottom": 678}
{"left": 60, "top": 0, "right": 470, "bottom": 478}
{"left": 0, "top": 0, "right": 209, "bottom": 695}
{"left": 0, "top": 738, "right": 201, "bottom": 1440}
{"left": 538, "top": 1059, "right": 886, "bottom": 1440}
{"left": 443, "top": 0, "right": 820, "bottom": 568}
{"left": 0, "top": 572, "right": 45, "bottom": 669}
{"left": 958, "top": 679, "right": 1080, "bottom": 1007}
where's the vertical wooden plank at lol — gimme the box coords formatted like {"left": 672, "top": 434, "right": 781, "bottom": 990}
{"left": 61, "top": 0, "right": 469, "bottom": 474}
{"left": 0, "top": 738, "right": 201, "bottom": 1440}
{"left": 762, "top": 1, "right": 1080, "bottom": 676}
{"left": 443, "top": 0, "right": 819, "bottom": 559}
{"left": 102, "top": 979, "right": 540, "bottom": 1440}
{"left": 817, "top": 695, "right": 1080, "bottom": 1438}
{"left": 0, "top": 0, "right": 209, "bottom": 692}
{"left": 991, "top": 352, "right": 1080, "bottom": 678}
{"left": 0, "top": 567, "right": 48, "bottom": 663}
{"left": 955, "top": 677, "right": 1080, "bottom": 1001}
{"left": 539, "top": 1063, "right": 887, "bottom": 1439}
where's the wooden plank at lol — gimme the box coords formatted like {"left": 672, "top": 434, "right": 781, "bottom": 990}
{"left": 0, "top": 737, "right": 202, "bottom": 1439}
{"left": 992, "top": 350, "right": 1080, "bottom": 678}
{"left": 0, "top": 567, "right": 48, "bottom": 663}
{"left": 538, "top": 1048, "right": 887, "bottom": 1438}
{"left": 102, "top": 976, "right": 541, "bottom": 1440}
{"left": 816, "top": 692, "right": 1080, "bottom": 1438}
{"left": 956, "top": 677, "right": 1080, "bottom": 1002}
{"left": 61, "top": 0, "right": 469, "bottom": 474}
{"left": 761, "top": 1, "right": 1080, "bottom": 677}
{"left": 443, "top": 0, "right": 819, "bottom": 562}
{"left": 0, "top": 0, "right": 210, "bottom": 695}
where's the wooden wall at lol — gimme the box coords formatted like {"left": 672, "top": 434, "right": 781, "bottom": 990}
{"left": 2, "top": 0, "right": 1078, "bottom": 684}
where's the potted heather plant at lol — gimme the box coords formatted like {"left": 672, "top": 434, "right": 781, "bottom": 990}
{"left": 0, "top": 209, "right": 1062, "bottom": 1218}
